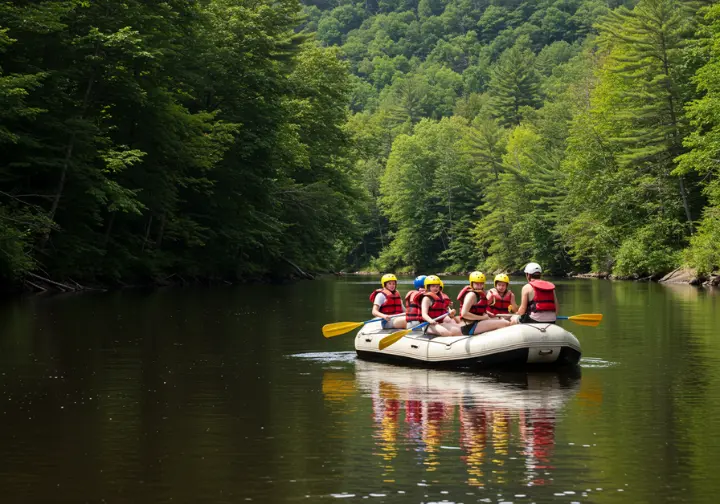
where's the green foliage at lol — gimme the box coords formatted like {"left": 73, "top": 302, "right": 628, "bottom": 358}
{"left": 488, "top": 44, "right": 542, "bottom": 126}
{"left": 614, "top": 224, "right": 682, "bottom": 277}
{"left": 676, "top": 3, "right": 720, "bottom": 274}
{"left": 0, "top": 0, "right": 365, "bottom": 284}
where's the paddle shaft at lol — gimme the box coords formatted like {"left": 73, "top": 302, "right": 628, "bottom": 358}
{"left": 377, "top": 311, "right": 450, "bottom": 351}
{"left": 322, "top": 312, "right": 406, "bottom": 338}
{"left": 367, "top": 312, "right": 406, "bottom": 323}
{"left": 417, "top": 311, "right": 452, "bottom": 330}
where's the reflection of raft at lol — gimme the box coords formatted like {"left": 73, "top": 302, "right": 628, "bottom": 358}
{"left": 355, "top": 322, "right": 581, "bottom": 369}
{"left": 354, "top": 359, "right": 581, "bottom": 409}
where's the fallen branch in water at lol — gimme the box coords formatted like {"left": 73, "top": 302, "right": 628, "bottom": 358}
{"left": 282, "top": 257, "right": 314, "bottom": 280}
{"left": 26, "top": 272, "right": 75, "bottom": 292}
{"left": 24, "top": 280, "right": 48, "bottom": 293}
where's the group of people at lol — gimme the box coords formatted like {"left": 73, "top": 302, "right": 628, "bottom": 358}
{"left": 369, "top": 263, "right": 558, "bottom": 336}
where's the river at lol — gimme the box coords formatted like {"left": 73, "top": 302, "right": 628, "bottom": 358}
{"left": 0, "top": 277, "right": 718, "bottom": 503}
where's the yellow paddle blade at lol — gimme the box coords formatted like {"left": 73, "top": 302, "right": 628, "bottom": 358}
{"left": 378, "top": 329, "right": 412, "bottom": 351}
{"left": 322, "top": 321, "right": 364, "bottom": 338}
{"left": 567, "top": 313, "right": 603, "bottom": 327}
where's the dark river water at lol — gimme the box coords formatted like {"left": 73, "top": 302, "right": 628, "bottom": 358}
{"left": 0, "top": 277, "right": 719, "bottom": 503}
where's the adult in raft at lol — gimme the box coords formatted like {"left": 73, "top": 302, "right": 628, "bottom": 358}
{"left": 370, "top": 274, "right": 407, "bottom": 329}
{"left": 486, "top": 273, "right": 518, "bottom": 317}
{"left": 457, "top": 271, "right": 512, "bottom": 335}
{"left": 404, "top": 275, "right": 426, "bottom": 328}
{"left": 514, "top": 263, "right": 558, "bottom": 324}
{"left": 420, "top": 275, "right": 459, "bottom": 336}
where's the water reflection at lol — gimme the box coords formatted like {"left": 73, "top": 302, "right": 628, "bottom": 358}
{"left": 324, "top": 362, "right": 580, "bottom": 491}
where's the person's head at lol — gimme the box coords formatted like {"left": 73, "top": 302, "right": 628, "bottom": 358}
{"left": 381, "top": 273, "right": 398, "bottom": 291}
{"left": 424, "top": 275, "right": 442, "bottom": 294}
{"left": 414, "top": 275, "right": 427, "bottom": 290}
{"left": 469, "top": 271, "right": 486, "bottom": 290}
{"left": 523, "top": 262, "right": 542, "bottom": 281}
{"left": 494, "top": 273, "right": 510, "bottom": 293}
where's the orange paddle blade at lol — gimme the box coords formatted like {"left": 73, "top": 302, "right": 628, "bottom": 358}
{"left": 378, "top": 329, "right": 412, "bottom": 350}
{"left": 322, "top": 321, "right": 364, "bottom": 338}
{"left": 566, "top": 313, "right": 603, "bottom": 327}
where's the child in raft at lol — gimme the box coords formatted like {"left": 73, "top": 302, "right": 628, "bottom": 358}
{"left": 457, "top": 271, "right": 513, "bottom": 334}
{"left": 369, "top": 273, "right": 407, "bottom": 329}
{"left": 418, "top": 275, "right": 460, "bottom": 336}
{"left": 486, "top": 273, "right": 518, "bottom": 317}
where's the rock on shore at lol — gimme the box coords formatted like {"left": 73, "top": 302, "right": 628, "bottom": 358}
{"left": 659, "top": 267, "right": 719, "bottom": 286}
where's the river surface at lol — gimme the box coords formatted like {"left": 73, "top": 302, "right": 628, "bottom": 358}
{"left": 0, "top": 277, "right": 719, "bottom": 503}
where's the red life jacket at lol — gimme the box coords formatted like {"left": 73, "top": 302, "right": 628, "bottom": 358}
{"left": 369, "top": 288, "right": 403, "bottom": 315}
{"left": 487, "top": 288, "right": 512, "bottom": 315}
{"left": 405, "top": 289, "right": 424, "bottom": 322}
{"left": 440, "top": 291, "right": 452, "bottom": 310}
{"left": 421, "top": 292, "right": 446, "bottom": 320}
{"left": 529, "top": 280, "right": 556, "bottom": 313}
{"left": 457, "top": 285, "right": 487, "bottom": 316}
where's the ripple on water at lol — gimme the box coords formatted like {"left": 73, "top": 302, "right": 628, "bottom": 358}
{"left": 289, "top": 351, "right": 357, "bottom": 363}
{"left": 580, "top": 357, "right": 618, "bottom": 368}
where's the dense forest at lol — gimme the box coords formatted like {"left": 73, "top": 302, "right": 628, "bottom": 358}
{"left": 1, "top": 0, "right": 719, "bottom": 288}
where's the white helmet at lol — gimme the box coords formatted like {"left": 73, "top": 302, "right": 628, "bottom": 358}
{"left": 524, "top": 262, "right": 542, "bottom": 275}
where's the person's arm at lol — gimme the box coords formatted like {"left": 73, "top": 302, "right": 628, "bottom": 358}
{"left": 460, "top": 292, "right": 488, "bottom": 321}
{"left": 553, "top": 291, "right": 559, "bottom": 315}
{"left": 516, "top": 286, "right": 529, "bottom": 315}
{"left": 371, "top": 293, "right": 390, "bottom": 320}
{"left": 421, "top": 297, "right": 437, "bottom": 324}
{"left": 509, "top": 291, "right": 519, "bottom": 313}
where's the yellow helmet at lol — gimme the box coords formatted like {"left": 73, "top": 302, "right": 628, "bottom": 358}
{"left": 424, "top": 275, "right": 442, "bottom": 288}
{"left": 468, "top": 271, "right": 486, "bottom": 284}
{"left": 380, "top": 273, "right": 397, "bottom": 286}
{"left": 494, "top": 273, "right": 510, "bottom": 285}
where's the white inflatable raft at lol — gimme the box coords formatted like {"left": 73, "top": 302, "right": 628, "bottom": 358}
{"left": 355, "top": 321, "right": 581, "bottom": 369}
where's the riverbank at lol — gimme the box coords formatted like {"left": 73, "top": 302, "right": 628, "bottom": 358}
{"left": 3, "top": 267, "right": 339, "bottom": 297}
{"left": 354, "top": 268, "right": 720, "bottom": 287}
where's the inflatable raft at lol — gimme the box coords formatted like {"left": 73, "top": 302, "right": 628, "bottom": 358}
{"left": 355, "top": 322, "right": 581, "bottom": 369}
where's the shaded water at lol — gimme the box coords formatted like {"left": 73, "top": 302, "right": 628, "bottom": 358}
{"left": 0, "top": 277, "right": 719, "bottom": 503}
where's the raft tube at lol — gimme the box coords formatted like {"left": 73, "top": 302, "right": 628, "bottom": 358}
{"left": 355, "top": 321, "right": 581, "bottom": 369}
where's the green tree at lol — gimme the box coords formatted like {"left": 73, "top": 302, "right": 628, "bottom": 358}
{"left": 676, "top": 4, "right": 720, "bottom": 274}
{"left": 487, "top": 45, "right": 541, "bottom": 126}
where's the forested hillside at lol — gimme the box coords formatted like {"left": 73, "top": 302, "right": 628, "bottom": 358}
{"left": 304, "top": 0, "right": 719, "bottom": 278}
{"left": 0, "top": 0, "right": 361, "bottom": 287}
{"left": 1, "top": 0, "right": 719, "bottom": 288}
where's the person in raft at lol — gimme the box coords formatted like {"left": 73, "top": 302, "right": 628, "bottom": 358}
{"left": 457, "top": 271, "right": 512, "bottom": 335}
{"left": 404, "top": 275, "right": 426, "bottom": 328}
{"left": 486, "top": 273, "right": 518, "bottom": 317}
{"left": 420, "top": 275, "right": 459, "bottom": 336}
{"left": 514, "top": 263, "right": 558, "bottom": 324}
{"left": 370, "top": 273, "right": 407, "bottom": 329}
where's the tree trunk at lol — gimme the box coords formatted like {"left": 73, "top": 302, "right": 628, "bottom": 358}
{"left": 142, "top": 215, "right": 153, "bottom": 252}
{"left": 47, "top": 41, "right": 101, "bottom": 224}
{"left": 156, "top": 212, "right": 167, "bottom": 248}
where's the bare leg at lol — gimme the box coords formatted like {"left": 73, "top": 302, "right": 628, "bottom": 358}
{"left": 391, "top": 317, "right": 407, "bottom": 329}
{"left": 472, "top": 319, "right": 511, "bottom": 335}
{"left": 442, "top": 315, "right": 462, "bottom": 325}
{"left": 426, "top": 323, "right": 463, "bottom": 336}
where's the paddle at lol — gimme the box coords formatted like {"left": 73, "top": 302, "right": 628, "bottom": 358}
{"left": 497, "top": 313, "right": 603, "bottom": 327}
{"left": 557, "top": 313, "right": 603, "bottom": 327}
{"left": 323, "top": 313, "right": 405, "bottom": 338}
{"left": 378, "top": 312, "right": 449, "bottom": 351}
